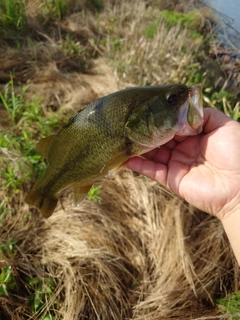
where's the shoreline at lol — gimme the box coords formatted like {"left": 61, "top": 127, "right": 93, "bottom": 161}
{"left": 197, "top": 0, "right": 240, "bottom": 91}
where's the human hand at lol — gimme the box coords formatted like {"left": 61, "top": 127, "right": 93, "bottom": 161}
{"left": 126, "top": 108, "right": 240, "bottom": 221}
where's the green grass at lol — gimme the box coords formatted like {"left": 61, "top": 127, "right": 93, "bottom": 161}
{"left": 0, "top": 239, "right": 18, "bottom": 297}
{"left": 202, "top": 88, "right": 240, "bottom": 121}
{"left": 0, "top": 198, "right": 12, "bottom": 226}
{"left": 143, "top": 20, "right": 159, "bottom": 39}
{"left": 160, "top": 10, "right": 204, "bottom": 40}
{"left": 0, "top": 237, "right": 57, "bottom": 319}
{"left": 0, "top": 0, "right": 27, "bottom": 36}
{"left": 87, "top": 185, "right": 102, "bottom": 201}
{"left": 38, "top": 0, "right": 103, "bottom": 24}
{"left": 27, "top": 276, "right": 57, "bottom": 318}
{"left": 161, "top": 9, "right": 201, "bottom": 29}
{"left": 39, "top": 0, "right": 67, "bottom": 21}
{"left": 0, "top": 266, "right": 17, "bottom": 297}
{"left": 0, "top": 78, "right": 30, "bottom": 123}
{"left": 0, "top": 78, "right": 103, "bottom": 317}
{"left": 0, "top": 79, "right": 65, "bottom": 192}
{"left": 217, "top": 291, "right": 240, "bottom": 319}
{"left": 0, "top": 79, "right": 65, "bottom": 318}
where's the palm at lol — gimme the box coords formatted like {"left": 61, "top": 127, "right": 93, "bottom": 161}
{"left": 126, "top": 109, "right": 240, "bottom": 219}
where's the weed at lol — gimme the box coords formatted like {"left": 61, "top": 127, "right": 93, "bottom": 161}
{"left": 40, "top": 0, "right": 67, "bottom": 21}
{"left": 102, "top": 3, "right": 205, "bottom": 86}
{"left": 0, "top": 79, "right": 65, "bottom": 193}
{"left": 87, "top": 185, "right": 102, "bottom": 201}
{"left": 62, "top": 34, "right": 81, "bottom": 55}
{"left": 112, "top": 36, "right": 121, "bottom": 51}
{"left": 144, "top": 21, "right": 159, "bottom": 39}
{"left": 0, "top": 198, "right": 12, "bottom": 226}
{"left": 161, "top": 10, "right": 202, "bottom": 30}
{"left": 27, "top": 276, "right": 57, "bottom": 317}
{"left": 2, "top": 162, "right": 25, "bottom": 192}
{"left": 0, "top": 0, "right": 27, "bottom": 36}
{"left": 217, "top": 291, "right": 240, "bottom": 319}
{"left": 0, "top": 78, "right": 29, "bottom": 123}
{"left": 0, "top": 239, "right": 18, "bottom": 297}
{"left": 0, "top": 266, "right": 17, "bottom": 297}
{"left": 160, "top": 10, "right": 204, "bottom": 41}
{"left": 223, "top": 100, "right": 240, "bottom": 121}
{"left": 0, "top": 239, "right": 18, "bottom": 257}
{"left": 202, "top": 89, "right": 239, "bottom": 120}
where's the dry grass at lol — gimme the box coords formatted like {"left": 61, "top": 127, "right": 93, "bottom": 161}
{"left": 1, "top": 0, "right": 239, "bottom": 319}
{"left": 0, "top": 171, "right": 239, "bottom": 319}
{"left": 100, "top": 1, "right": 203, "bottom": 86}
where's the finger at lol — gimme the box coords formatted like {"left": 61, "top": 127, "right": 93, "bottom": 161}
{"left": 142, "top": 147, "right": 172, "bottom": 165}
{"left": 173, "top": 135, "right": 188, "bottom": 142}
{"left": 203, "top": 108, "right": 232, "bottom": 134}
{"left": 126, "top": 157, "right": 168, "bottom": 186}
{"left": 140, "top": 137, "right": 180, "bottom": 162}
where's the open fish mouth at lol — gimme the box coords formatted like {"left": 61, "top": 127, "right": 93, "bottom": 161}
{"left": 188, "top": 84, "right": 204, "bottom": 133}
{"left": 177, "top": 84, "right": 203, "bottom": 136}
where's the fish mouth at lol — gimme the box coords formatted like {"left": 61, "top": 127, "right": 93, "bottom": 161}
{"left": 177, "top": 84, "right": 203, "bottom": 135}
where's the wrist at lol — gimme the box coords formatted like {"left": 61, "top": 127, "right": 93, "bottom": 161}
{"left": 221, "top": 205, "right": 240, "bottom": 266}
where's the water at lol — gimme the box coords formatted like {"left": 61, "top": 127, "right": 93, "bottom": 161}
{"left": 204, "top": 0, "right": 240, "bottom": 33}
{"left": 203, "top": 0, "right": 240, "bottom": 52}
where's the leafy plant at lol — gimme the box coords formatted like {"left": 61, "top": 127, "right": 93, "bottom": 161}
{"left": 27, "top": 277, "right": 57, "bottom": 317}
{"left": 0, "top": 240, "right": 18, "bottom": 297}
{"left": 2, "top": 162, "right": 26, "bottom": 192}
{"left": 0, "top": 239, "right": 18, "bottom": 257}
{"left": 0, "top": 79, "right": 65, "bottom": 194}
{"left": 62, "top": 34, "right": 81, "bottom": 55}
{"left": 87, "top": 185, "right": 102, "bottom": 201}
{"left": 217, "top": 291, "right": 240, "bottom": 319}
{"left": 0, "top": 266, "right": 17, "bottom": 297}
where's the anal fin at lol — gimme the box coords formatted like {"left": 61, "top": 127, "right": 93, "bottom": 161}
{"left": 73, "top": 184, "right": 92, "bottom": 206}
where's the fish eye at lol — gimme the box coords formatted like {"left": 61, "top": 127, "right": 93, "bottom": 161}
{"left": 167, "top": 93, "right": 179, "bottom": 105}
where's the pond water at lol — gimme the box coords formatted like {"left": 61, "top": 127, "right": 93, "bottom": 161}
{"left": 204, "top": 0, "right": 240, "bottom": 51}
{"left": 204, "top": 0, "right": 240, "bottom": 33}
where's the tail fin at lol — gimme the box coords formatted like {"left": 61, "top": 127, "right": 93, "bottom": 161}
{"left": 25, "top": 187, "right": 58, "bottom": 218}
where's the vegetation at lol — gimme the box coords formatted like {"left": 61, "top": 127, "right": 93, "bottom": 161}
{"left": 87, "top": 185, "right": 102, "bottom": 201}
{"left": 217, "top": 291, "right": 240, "bottom": 319}
{"left": 0, "top": 0, "right": 240, "bottom": 319}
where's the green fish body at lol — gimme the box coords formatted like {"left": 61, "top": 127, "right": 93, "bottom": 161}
{"left": 25, "top": 84, "right": 203, "bottom": 217}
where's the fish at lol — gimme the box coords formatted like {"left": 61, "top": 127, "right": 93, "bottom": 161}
{"left": 25, "top": 84, "right": 203, "bottom": 218}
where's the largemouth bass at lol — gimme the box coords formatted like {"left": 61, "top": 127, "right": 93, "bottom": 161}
{"left": 25, "top": 84, "right": 203, "bottom": 218}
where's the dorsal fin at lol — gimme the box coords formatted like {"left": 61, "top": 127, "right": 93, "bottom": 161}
{"left": 36, "top": 135, "right": 55, "bottom": 159}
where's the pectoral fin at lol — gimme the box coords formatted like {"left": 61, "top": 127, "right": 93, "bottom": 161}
{"left": 73, "top": 184, "right": 92, "bottom": 206}
{"left": 100, "top": 150, "right": 132, "bottom": 176}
